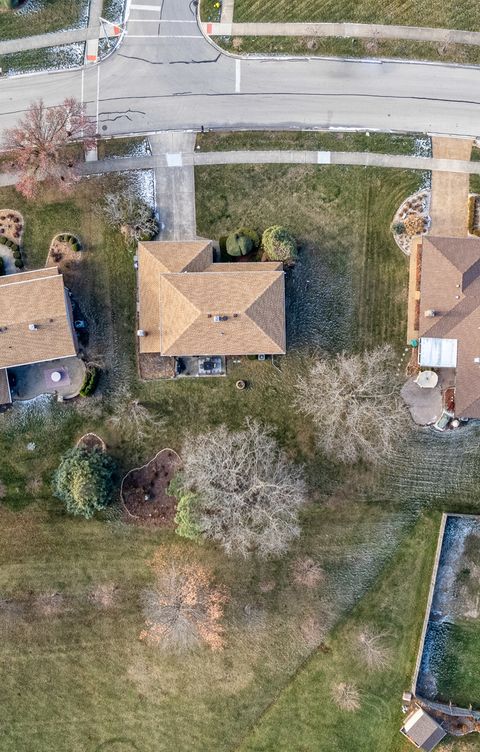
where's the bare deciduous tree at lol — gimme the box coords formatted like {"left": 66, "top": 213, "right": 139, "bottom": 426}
{"left": 357, "top": 627, "right": 390, "bottom": 670}
{"left": 101, "top": 191, "right": 158, "bottom": 244}
{"left": 176, "top": 420, "right": 307, "bottom": 558}
{"left": 331, "top": 682, "right": 361, "bottom": 711}
{"left": 108, "top": 388, "right": 164, "bottom": 445}
{"left": 140, "top": 557, "right": 228, "bottom": 652}
{"left": 295, "top": 345, "right": 409, "bottom": 465}
{"left": 291, "top": 557, "right": 325, "bottom": 588}
{"left": 2, "top": 98, "right": 96, "bottom": 199}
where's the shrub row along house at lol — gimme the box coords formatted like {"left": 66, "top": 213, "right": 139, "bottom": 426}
{"left": 136, "top": 239, "right": 286, "bottom": 378}
{"left": 0, "top": 267, "right": 81, "bottom": 406}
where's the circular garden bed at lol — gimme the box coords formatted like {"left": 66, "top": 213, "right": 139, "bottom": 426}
{"left": 76, "top": 432, "right": 106, "bottom": 452}
{"left": 121, "top": 448, "right": 181, "bottom": 527}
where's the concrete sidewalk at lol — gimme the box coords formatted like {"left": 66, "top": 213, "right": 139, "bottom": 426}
{"left": 206, "top": 20, "right": 480, "bottom": 48}
{"left": 3, "top": 148, "right": 480, "bottom": 191}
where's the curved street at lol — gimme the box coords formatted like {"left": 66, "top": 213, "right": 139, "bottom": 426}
{"left": 0, "top": 0, "right": 480, "bottom": 138}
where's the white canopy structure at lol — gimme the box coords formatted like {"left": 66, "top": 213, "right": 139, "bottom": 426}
{"left": 419, "top": 337, "right": 458, "bottom": 368}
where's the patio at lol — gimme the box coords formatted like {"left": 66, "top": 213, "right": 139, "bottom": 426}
{"left": 401, "top": 377, "right": 443, "bottom": 426}
{"left": 175, "top": 356, "right": 226, "bottom": 378}
{"left": 8, "top": 356, "right": 86, "bottom": 401}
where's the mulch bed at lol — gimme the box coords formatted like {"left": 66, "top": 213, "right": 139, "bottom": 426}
{"left": 76, "top": 432, "right": 106, "bottom": 452}
{"left": 0, "top": 209, "right": 23, "bottom": 244}
{"left": 121, "top": 449, "right": 181, "bottom": 527}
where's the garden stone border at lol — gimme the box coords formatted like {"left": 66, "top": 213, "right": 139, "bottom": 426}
{"left": 75, "top": 432, "right": 107, "bottom": 452}
{"left": 120, "top": 447, "right": 181, "bottom": 520}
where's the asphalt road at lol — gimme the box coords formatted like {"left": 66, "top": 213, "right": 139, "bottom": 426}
{"left": 1, "top": 0, "right": 480, "bottom": 138}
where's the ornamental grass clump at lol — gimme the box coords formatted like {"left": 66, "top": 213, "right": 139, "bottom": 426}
{"left": 262, "top": 225, "right": 297, "bottom": 263}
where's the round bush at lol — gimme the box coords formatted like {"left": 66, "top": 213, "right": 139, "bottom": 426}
{"left": 14, "top": 259, "right": 24, "bottom": 268}
{"left": 52, "top": 447, "right": 115, "bottom": 519}
{"left": 262, "top": 226, "right": 297, "bottom": 262}
{"left": 226, "top": 230, "right": 253, "bottom": 257}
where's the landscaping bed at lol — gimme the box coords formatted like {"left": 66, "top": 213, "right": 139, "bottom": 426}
{"left": 76, "top": 432, "right": 106, "bottom": 452}
{"left": 47, "top": 232, "right": 82, "bottom": 264}
{"left": 121, "top": 449, "right": 181, "bottom": 526}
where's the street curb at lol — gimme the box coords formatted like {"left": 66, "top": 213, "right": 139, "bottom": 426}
{"left": 197, "top": 3, "right": 480, "bottom": 71}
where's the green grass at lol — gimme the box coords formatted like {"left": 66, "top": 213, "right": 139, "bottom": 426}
{"left": 196, "top": 130, "right": 430, "bottom": 156}
{"left": 97, "top": 137, "right": 150, "bottom": 160}
{"left": 233, "top": 0, "right": 480, "bottom": 29}
{"left": 195, "top": 163, "right": 423, "bottom": 350}
{"left": 200, "top": 0, "right": 222, "bottom": 22}
{"left": 0, "top": 0, "right": 87, "bottom": 40}
{"left": 2, "top": 161, "right": 480, "bottom": 751}
{"left": 237, "top": 512, "right": 440, "bottom": 752}
{"left": 436, "top": 622, "right": 480, "bottom": 708}
{"left": 0, "top": 44, "right": 84, "bottom": 75}
{"left": 217, "top": 35, "right": 480, "bottom": 65}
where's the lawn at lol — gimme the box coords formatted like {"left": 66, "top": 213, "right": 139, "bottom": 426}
{"left": 0, "top": 43, "right": 85, "bottom": 76}
{"left": 237, "top": 512, "right": 440, "bottom": 752}
{"left": 217, "top": 35, "right": 480, "bottom": 66}
{"left": 434, "top": 621, "right": 480, "bottom": 709}
{"left": 0, "top": 0, "right": 88, "bottom": 40}
{"left": 195, "top": 163, "right": 425, "bottom": 350}
{"left": 196, "top": 130, "right": 431, "bottom": 156}
{"left": 3, "top": 157, "right": 480, "bottom": 751}
{"left": 232, "top": 0, "right": 480, "bottom": 29}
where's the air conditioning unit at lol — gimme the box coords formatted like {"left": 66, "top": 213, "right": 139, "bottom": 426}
{"left": 474, "top": 357, "right": 480, "bottom": 364}
{"left": 28, "top": 323, "right": 38, "bottom": 331}
{"left": 137, "top": 329, "right": 146, "bottom": 337}
{"left": 424, "top": 309, "right": 436, "bottom": 318}
{"left": 258, "top": 354, "right": 266, "bottom": 361}
{"left": 213, "top": 315, "right": 221, "bottom": 322}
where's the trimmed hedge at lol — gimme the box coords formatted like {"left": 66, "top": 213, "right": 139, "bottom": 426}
{"left": 468, "top": 195, "right": 480, "bottom": 237}
{"left": 57, "top": 233, "right": 82, "bottom": 251}
{"left": 226, "top": 227, "right": 260, "bottom": 257}
{"left": 80, "top": 367, "right": 99, "bottom": 397}
{"left": 0, "top": 236, "right": 19, "bottom": 253}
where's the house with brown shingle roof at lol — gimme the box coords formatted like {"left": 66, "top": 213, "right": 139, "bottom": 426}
{"left": 0, "top": 267, "right": 78, "bottom": 405}
{"left": 136, "top": 240, "right": 286, "bottom": 369}
{"left": 410, "top": 235, "right": 480, "bottom": 419}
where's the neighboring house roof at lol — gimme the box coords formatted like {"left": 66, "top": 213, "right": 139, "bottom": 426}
{"left": 0, "top": 268, "right": 77, "bottom": 369}
{"left": 419, "top": 236, "right": 480, "bottom": 418}
{"left": 401, "top": 708, "right": 446, "bottom": 751}
{"left": 0, "top": 368, "right": 12, "bottom": 406}
{"left": 137, "top": 240, "right": 286, "bottom": 356}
